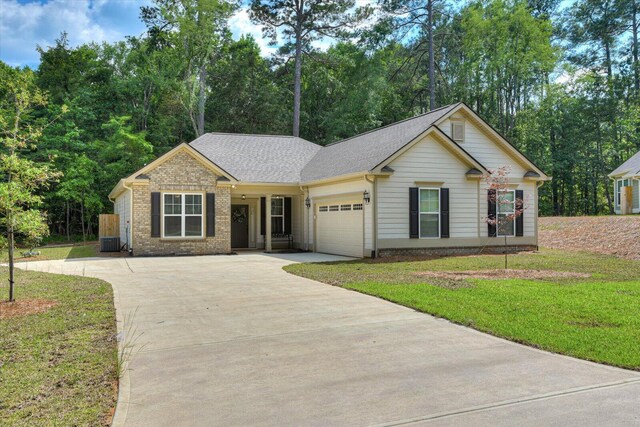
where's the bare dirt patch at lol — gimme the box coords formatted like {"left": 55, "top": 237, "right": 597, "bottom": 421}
{"left": 416, "top": 269, "right": 591, "bottom": 281}
{"left": 539, "top": 216, "right": 640, "bottom": 260}
{"left": 0, "top": 299, "right": 58, "bottom": 319}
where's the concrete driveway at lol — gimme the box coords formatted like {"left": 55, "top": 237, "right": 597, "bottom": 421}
{"left": 20, "top": 253, "right": 640, "bottom": 426}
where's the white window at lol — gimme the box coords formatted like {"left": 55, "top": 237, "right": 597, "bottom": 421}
{"left": 163, "top": 193, "right": 203, "bottom": 238}
{"left": 616, "top": 179, "right": 629, "bottom": 207}
{"left": 329, "top": 205, "right": 339, "bottom": 211}
{"left": 451, "top": 121, "right": 465, "bottom": 143}
{"left": 271, "top": 197, "right": 284, "bottom": 234}
{"left": 497, "top": 190, "right": 515, "bottom": 237}
{"left": 319, "top": 206, "right": 328, "bottom": 212}
{"left": 340, "top": 204, "right": 352, "bottom": 211}
{"left": 352, "top": 204, "right": 363, "bottom": 211}
{"left": 419, "top": 188, "right": 440, "bottom": 238}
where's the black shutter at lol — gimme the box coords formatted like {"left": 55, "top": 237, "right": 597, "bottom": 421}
{"left": 151, "top": 192, "right": 161, "bottom": 237}
{"left": 284, "top": 197, "right": 292, "bottom": 235}
{"left": 440, "top": 188, "right": 450, "bottom": 238}
{"left": 409, "top": 187, "right": 419, "bottom": 238}
{"left": 206, "top": 193, "right": 215, "bottom": 237}
{"left": 515, "top": 189, "right": 524, "bottom": 237}
{"left": 260, "top": 197, "right": 266, "bottom": 236}
{"left": 488, "top": 189, "right": 497, "bottom": 237}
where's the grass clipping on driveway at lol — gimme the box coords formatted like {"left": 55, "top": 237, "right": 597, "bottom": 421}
{"left": 284, "top": 249, "right": 640, "bottom": 370}
{"left": 0, "top": 267, "right": 118, "bottom": 426}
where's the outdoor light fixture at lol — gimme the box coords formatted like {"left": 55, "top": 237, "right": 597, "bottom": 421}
{"left": 363, "top": 190, "right": 370, "bottom": 204}
{"left": 241, "top": 194, "right": 246, "bottom": 200}
{"left": 305, "top": 196, "right": 311, "bottom": 208}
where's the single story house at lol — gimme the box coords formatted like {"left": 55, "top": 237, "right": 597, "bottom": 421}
{"left": 109, "top": 102, "right": 549, "bottom": 258}
{"left": 609, "top": 151, "right": 640, "bottom": 215}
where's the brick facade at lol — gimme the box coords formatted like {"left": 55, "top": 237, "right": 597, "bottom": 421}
{"left": 377, "top": 245, "right": 538, "bottom": 258}
{"left": 132, "top": 150, "right": 231, "bottom": 256}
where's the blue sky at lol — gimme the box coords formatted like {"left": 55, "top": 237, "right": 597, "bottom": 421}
{"left": 0, "top": 0, "right": 279, "bottom": 68}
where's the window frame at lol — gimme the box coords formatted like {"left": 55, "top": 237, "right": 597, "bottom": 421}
{"left": 450, "top": 120, "right": 465, "bottom": 143}
{"left": 271, "top": 196, "right": 285, "bottom": 234}
{"left": 161, "top": 192, "right": 204, "bottom": 239}
{"left": 418, "top": 187, "right": 441, "bottom": 239}
{"left": 496, "top": 189, "right": 516, "bottom": 237}
{"left": 616, "top": 179, "right": 630, "bottom": 207}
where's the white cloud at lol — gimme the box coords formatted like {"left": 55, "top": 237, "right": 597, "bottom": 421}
{"left": 228, "top": 7, "right": 276, "bottom": 57}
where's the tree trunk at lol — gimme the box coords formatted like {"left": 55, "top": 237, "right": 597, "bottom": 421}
{"left": 633, "top": 0, "right": 639, "bottom": 97}
{"left": 80, "top": 201, "right": 86, "bottom": 242}
{"left": 427, "top": 0, "right": 436, "bottom": 111}
{"left": 197, "top": 64, "right": 206, "bottom": 136}
{"left": 292, "top": 8, "right": 303, "bottom": 137}
{"left": 66, "top": 200, "right": 70, "bottom": 241}
{"left": 8, "top": 226, "right": 15, "bottom": 302}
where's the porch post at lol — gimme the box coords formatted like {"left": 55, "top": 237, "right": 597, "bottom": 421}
{"left": 265, "top": 194, "right": 272, "bottom": 252}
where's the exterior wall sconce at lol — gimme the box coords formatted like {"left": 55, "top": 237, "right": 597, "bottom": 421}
{"left": 305, "top": 196, "right": 311, "bottom": 208}
{"left": 363, "top": 190, "right": 370, "bottom": 204}
{"left": 241, "top": 194, "right": 246, "bottom": 200}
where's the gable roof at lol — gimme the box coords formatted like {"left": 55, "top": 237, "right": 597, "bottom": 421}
{"left": 300, "top": 104, "right": 459, "bottom": 182}
{"left": 609, "top": 151, "right": 640, "bottom": 179}
{"left": 190, "top": 133, "right": 321, "bottom": 184}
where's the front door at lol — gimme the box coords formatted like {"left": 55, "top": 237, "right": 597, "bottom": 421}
{"left": 231, "top": 204, "right": 249, "bottom": 248}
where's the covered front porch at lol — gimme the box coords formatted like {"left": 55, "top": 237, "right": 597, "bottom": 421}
{"left": 230, "top": 185, "right": 309, "bottom": 252}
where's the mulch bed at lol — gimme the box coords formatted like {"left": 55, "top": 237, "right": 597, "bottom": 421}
{"left": 539, "top": 216, "right": 640, "bottom": 260}
{"left": 416, "top": 269, "right": 591, "bottom": 280}
{"left": 0, "top": 299, "right": 58, "bottom": 319}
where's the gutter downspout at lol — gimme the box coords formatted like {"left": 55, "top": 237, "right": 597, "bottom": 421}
{"left": 365, "top": 175, "right": 377, "bottom": 258}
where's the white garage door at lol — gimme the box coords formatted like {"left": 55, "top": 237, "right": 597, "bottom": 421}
{"left": 316, "top": 202, "right": 363, "bottom": 258}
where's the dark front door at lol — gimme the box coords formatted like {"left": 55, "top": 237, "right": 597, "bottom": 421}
{"left": 231, "top": 204, "right": 249, "bottom": 248}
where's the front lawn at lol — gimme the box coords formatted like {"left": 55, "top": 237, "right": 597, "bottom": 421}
{"left": 284, "top": 249, "right": 640, "bottom": 370}
{"left": 1, "top": 242, "right": 98, "bottom": 263}
{"left": 0, "top": 268, "right": 118, "bottom": 426}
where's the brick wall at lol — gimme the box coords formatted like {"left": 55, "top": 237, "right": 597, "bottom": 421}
{"left": 378, "top": 245, "right": 537, "bottom": 258}
{"left": 132, "top": 150, "right": 231, "bottom": 256}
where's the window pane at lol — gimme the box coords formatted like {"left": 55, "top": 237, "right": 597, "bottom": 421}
{"left": 185, "top": 216, "right": 202, "bottom": 236}
{"left": 272, "top": 217, "right": 284, "bottom": 234}
{"left": 420, "top": 189, "right": 439, "bottom": 213}
{"left": 420, "top": 213, "right": 439, "bottom": 238}
{"left": 164, "top": 194, "right": 182, "bottom": 215}
{"left": 164, "top": 216, "right": 181, "bottom": 237}
{"left": 185, "top": 194, "right": 202, "bottom": 215}
{"left": 271, "top": 198, "right": 283, "bottom": 216}
{"left": 498, "top": 191, "right": 514, "bottom": 214}
{"left": 497, "top": 213, "right": 515, "bottom": 236}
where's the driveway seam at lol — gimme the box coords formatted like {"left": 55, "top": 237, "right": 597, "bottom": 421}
{"left": 376, "top": 378, "right": 640, "bottom": 426}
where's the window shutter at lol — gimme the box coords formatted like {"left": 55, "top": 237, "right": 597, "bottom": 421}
{"left": 260, "top": 197, "right": 266, "bottom": 236}
{"left": 151, "top": 192, "right": 161, "bottom": 237}
{"left": 284, "top": 197, "right": 292, "bottom": 235}
{"left": 206, "top": 193, "right": 215, "bottom": 237}
{"left": 515, "top": 189, "right": 524, "bottom": 237}
{"left": 440, "top": 188, "right": 450, "bottom": 238}
{"left": 409, "top": 187, "right": 419, "bottom": 238}
{"left": 488, "top": 189, "right": 497, "bottom": 237}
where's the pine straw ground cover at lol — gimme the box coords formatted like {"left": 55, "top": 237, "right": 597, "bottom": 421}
{"left": 0, "top": 267, "right": 118, "bottom": 426}
{"left": 284, "top": 249, "right": 640, "bottom": 370}
{"left": 539, "top": 215, "right": 640, "bottom": 260}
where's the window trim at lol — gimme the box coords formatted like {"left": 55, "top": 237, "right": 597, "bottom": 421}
{"left": 161, "top": 192, "right": 204, "bottom": 239}
{"left": 616, "top": 179, "right": 630, "bottom": 207}
{"left": 450, "top": 120, "right": 465, "bottom": 143}
{"left": 418, "top": 187, "right": 440, "bottom": 239}
{"left": 496, "top": 189, "right": 516, "bottom": 237}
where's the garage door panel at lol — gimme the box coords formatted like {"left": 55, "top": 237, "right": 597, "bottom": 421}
{"left": 316, "top": 201, "right": 363, "bottom": 258}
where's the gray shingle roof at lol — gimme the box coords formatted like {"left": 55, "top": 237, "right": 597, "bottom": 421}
{"left": 300, "top": 104, "right": 459, "bottom": 182}
{"left": 190, "top": 103, "right": 460, "bottom": 184}
{"left": 190, "top": 133, "right": 321, "bottom": 183}
{"left": 610, "top": 151, "right": 640, "bottom": 178}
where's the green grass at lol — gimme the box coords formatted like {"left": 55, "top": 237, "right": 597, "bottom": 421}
{"left": 284, "top": 249, "right": 640, "bottom": 370}
{"left": 1, "top": 243, "right": 98, "bottom": 263}
{"left": 0, "top": 268, "right": 118, "bottom": 426}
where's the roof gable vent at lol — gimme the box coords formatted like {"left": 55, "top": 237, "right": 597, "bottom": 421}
{"left": 451, "top": 121, "right": 465, "bottom": 143}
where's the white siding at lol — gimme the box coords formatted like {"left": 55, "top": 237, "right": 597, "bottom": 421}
{"left": 378, "top": 134, "right": 478, "bottom": 239}
{"left": 114, "top": 191, "right": 131, "bottom": 247}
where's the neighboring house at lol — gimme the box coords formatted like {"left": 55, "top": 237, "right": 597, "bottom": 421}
{"left": 109, "top": 102, "right": 549, "bottom": 258}
{"left": 609, "top": 151, "right": 640, "bottom": 215}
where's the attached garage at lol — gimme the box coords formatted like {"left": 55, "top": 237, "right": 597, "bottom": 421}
{"left": 315, "top": 202, "right": 364, "bottom": 257}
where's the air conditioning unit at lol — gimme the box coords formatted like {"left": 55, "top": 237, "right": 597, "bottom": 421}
{"left": 100, "top": 237, "right": 121, "bottom": 252}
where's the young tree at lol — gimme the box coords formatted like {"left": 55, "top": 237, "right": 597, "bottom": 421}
{"left": 249, "top": 0, "right": 371, "bottom": 137}
{"left": 0, "top": 67, "right": 62, "bottom": 301}
{"left": 483, "top": 166, "right": 526, "bottom": 270}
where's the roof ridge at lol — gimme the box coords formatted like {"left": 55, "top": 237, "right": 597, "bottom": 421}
{"left": 203, "top": 132, "right": 299, "bottom": 138}
{"left": 322, "top": 103, "right": 460, "bottom": 148}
